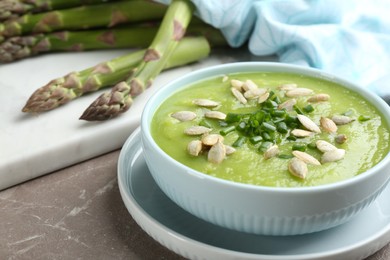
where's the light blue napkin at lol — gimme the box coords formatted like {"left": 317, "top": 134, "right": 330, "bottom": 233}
{"left": 157, "top": 0, "right": 390, "bottom": 101}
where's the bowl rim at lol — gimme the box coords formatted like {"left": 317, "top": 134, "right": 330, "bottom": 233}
{"left": 141, "top": 61, "right": 390, "bottom": 193}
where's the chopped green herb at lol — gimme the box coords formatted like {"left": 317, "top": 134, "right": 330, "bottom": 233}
{"left": 199, "top": 119, "right": 212, "bottom": 128}
{"left": 358, "top": 115, "right": 370, "bottom": 122}
{"left": 220, "top": 126, "right": 235, "bottom": 136}
{"left": 307, "top": 141, "right": 317, "bottom": 149}
{"left": 249, "top": 135, "right": 263, "bottom": 144}
{"left": 225, "top": 113, "right": 241, "bottom": 123}
{"left": 303, "top": 104, "right": 314, "bottom": 113}
{"left": 262, "top": 122, "right": 277, "bottom": 132}
{"left": 262, "top": 132, "right": 273, "bottom": 141}
{"left": 258, "top": 141, "right": 273, "bottom": 152}
{"left": 292, "top": 143, "right": 307, "bottom": 152}
{"left": 278, "top": 154, "right": 294, "bottom": 159}
{"left": 277, "top": 122, "right": 288, "bottom": 134}
{"left": 232, "top": 136, "right": 247, "bottom": 147}
{"left": 287, "top": 135, "right": 297, "bottom": 141}
{"left": 294, "top": 105, "right": 304, "bottom": 115}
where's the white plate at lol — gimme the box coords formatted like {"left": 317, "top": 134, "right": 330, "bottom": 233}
{"left": 117, "top": 128, "right": 390, "bottom": 260}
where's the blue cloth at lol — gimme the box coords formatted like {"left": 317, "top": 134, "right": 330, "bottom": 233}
{"left": 157, "top": 0, "right": 390, "bottom": 100}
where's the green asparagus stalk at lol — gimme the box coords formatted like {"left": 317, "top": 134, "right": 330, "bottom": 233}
{"left": 0, "top": 1, "right": 167, "bottom": 42}
{"left": 0, "top": 22, "right": 227, "bottom": 62}
{"left": 0, "top": 0, "right": 124, "bottom": 22}
{"left": 0, "top": 25, "right": 158, "bottom": 62}
{"left": 22, "top": 36, "right": 210, "bottom": 113}
{"left": 80, "top": 0, "right": 194, "bottom": 121}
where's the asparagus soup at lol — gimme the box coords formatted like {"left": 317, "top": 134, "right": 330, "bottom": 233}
{"left": 151, "top": 72, "right": 390, "bottom": 187}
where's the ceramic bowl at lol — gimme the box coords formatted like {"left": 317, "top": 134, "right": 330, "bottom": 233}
{"left": 140, "top": 62, "right": 390, "bottom": 236}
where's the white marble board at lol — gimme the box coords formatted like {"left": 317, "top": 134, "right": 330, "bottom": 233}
{"left": 0, "top": 48, "right": 268, "bottom": 190}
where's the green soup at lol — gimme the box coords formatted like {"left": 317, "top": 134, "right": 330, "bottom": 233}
{"left": 151, "top": 72, "right": 390, "bottom": 187}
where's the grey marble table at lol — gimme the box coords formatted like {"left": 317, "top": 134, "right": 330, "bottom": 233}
{"left": 1, "top": 150, "right": 389, "bottom": 259}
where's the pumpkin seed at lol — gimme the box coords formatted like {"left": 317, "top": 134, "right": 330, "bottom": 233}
{"left": 278, "top": 98, "right": 297, "bottom": 111}
{"left": 170, "top": 111, "right": 197, "bottom": 122}
{"left": 264, "top": 145, "right": 280, "bottom": 160}
{"left": 288, "top": 157, "right": 308, "bottom": 179}
{"left": 225, "top": 145, "right": 236, "bottom": 155}
{"left": 231, "top": 79, "right": 244, "bottom": 91}
{"left": 320, "top": 117, "right": 338, "bottom": 133}
{"left": 244, "top": 88, "right": 267, "bottom": 99}
{"left": 208, "top": 140, "right": 226, "bottom": 164}
{"left": 335, "top": 134, "right": 348, "bottom": 144}
{"left": 291, "top": 129, "right": 314, "bottom": 137}
{"left": 307, "top": 94, "right": 330, "bottom": 102}
{"left": 201, "top": 134, "right": 224, "bottom": 146}
{"left": 187, "top": 140, "right": 203, "bottom": 156}
{"left": 231, "top": 87, "right": 247, "bottom": 104}
{"left": 278, "top": 83, "right": 297, "bottom": 91}
{"left": 286, "top": 88, "right": 314, "bottom": 97}
{"left": 321, "top": 149, "right": 345, "bottom": 163}
{"left": 258, "top": 92, "right": 270, "bottom": 104}
{"left": 331, "top": 115, "right": 355, "bottom": 125}
{"left": 243, "top": 79, "right": 258, "bottom": 91}
{"left": 316, "top": 140, "right": 337, "bottom": 152}
{"left": 297, "top": 114, "right": 321, "bottom": 133}
{"left": 292, "top": 150, "right": 321, "bottom": 165}
{"left": 205, "top": 111, "right": 227, "bottom": 120}
{"left": 184, "top": 126, "right": 212, "bottom": 135}
{"left": 192, "top": 99, "right": 219, "bottom": 107}
{"left": 222, "top": 75, "right": 229, "bottom": 82}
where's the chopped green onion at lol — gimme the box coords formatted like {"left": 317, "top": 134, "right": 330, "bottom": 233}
{"left": 287, "top": 135, "right": 297, "bottom": 141}
{"left": 272, "top": 95, "right": 282, "bottom": 104}
{"left": 225, "top": 113, "right": 241, "bottom": 123}
{"left": 220, "top": 126, "right": 236, "bottom": 136}
{"left": 303, "top": 104, "right": 314, "bottom": 113}
{"left": 343, "top": 109, "right": 355, "bottom": 116}
{"left": 272, "top": 109, "right": 286, "bottom": 117}
{"left": 237, "top": 121, "right": 246, "bottom": 131}
{"left": 277, "top": 122, "right": 288, "bottom": 134}
{"left": 258, "top": 141, "right": 273, "bottom": 152}
{"left": 273, "top": 118, "right": 285, "bottom": 124}
{"left": 249, "top": 136, "right": 263, "bottom": 144}
{"left": 278, "top": 154, "right": 294, "bottom": 159}
{"left": 307, "top": 142, "right": 317, "bottom": 149}
{"left": 219, "top": 121, "right": 228, "bottom": 127}
{"left": 262, "top": 132, "right": 275, "bottom": 142}
{"left": 199, "top": 119, "right": 212, "bottom": 128}
{"left": 262, "top": 122, "right": 276, "bottom": 132}
{"left": 294, "top": 105, "right": 304, "bottom": 115}
{"left": 232, "top": 136, "right": 247, "bottom": 147}
{"left": 358, "top": 115, "right": 370, "bottom": 122}
{"left": 292, "top": 143, "right": 306, "bottom": 152}
{"left": 285, "top": 115, "right": 298, "bottom": 123}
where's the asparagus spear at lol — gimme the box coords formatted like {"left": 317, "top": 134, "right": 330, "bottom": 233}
{"left": 0, "top": 1, "right": 167, "bottom": 42}
{"left": 0, "top": 0, "right": 123, "bottom": 22}
{"left": 0, "top": 23, "right": 226, "bottom": 62}
{"left": 0, "top": 26, "right": 158, "bottom": 62}
{"left": 22, "top": 36, "right": 211, "bottom": 113}
{"left": 80, "top": 0, "right": 194, "bottom": 121}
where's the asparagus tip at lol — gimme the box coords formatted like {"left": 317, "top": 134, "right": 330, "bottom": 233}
{"left": 79, "top": 82, "right": 133, "bottom": 121}
{"left": 22, "top": 78, "right": 79, "bottom": 113}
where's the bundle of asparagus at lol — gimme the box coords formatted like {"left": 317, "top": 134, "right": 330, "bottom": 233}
{"left": 0, "top": 1, "right": 167, "bottom": 42}
{"left": 0, "top": 23, "right": 224, "bottom": 62}
{"left": 0, "top": 0, "right": 123, "bottom": 21}
{"left": 1, "top": 0, "right": 228, "bottom": 121}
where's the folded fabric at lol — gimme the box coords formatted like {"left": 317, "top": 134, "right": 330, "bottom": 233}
{"left": 156, "top": 0, "right": 390, "bottom": 102}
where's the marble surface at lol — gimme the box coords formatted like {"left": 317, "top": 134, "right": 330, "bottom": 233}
{"left": 1, "top": 47, "right": 389, "bottom": 259}
{"left": 1, "top": 150, "right": 389, "bottom": 259}
{"left": 0, "top": 48, "right": 258, "bottom": 190}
